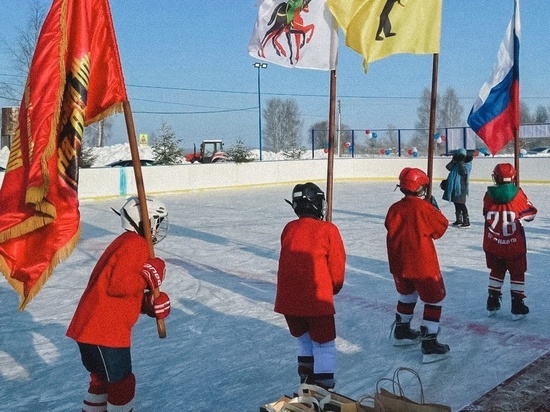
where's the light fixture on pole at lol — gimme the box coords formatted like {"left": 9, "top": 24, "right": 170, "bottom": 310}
{"left": 253, "top": 62, "right": 268, "bottom": 161}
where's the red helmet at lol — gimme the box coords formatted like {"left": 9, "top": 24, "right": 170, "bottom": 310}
{"left": 399, "top": 167, "right": 429, "bottom": 195}
{"left": 493, "top": 163, "right": 516, "bottom": 184}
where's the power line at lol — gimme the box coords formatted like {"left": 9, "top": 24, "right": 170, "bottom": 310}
{"left": 133, "top": 106, "right": 257, "bottom": 115}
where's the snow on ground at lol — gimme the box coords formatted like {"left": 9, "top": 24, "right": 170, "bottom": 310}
{"left": 0, "top": 166, "right": 549, "bottom": 411}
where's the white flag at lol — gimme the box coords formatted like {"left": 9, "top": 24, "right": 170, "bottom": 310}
{"left": 248, "top": 0, "right": 338, "bottom": 70}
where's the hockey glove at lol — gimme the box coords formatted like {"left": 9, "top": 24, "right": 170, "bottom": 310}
{"left": 141, "top": 291, "right": 171, "bottom": 319}
{"left": 141, "top": 291, "right": 155, "bottom": 318}
{"left": 141, "top": 257, "right": 166, "bottom": 289}
{"left": 153, "top": 292, "right": 171, "bottom": 320}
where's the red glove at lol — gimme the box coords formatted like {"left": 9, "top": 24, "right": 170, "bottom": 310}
{"left": 153, "top": 292, "right": 171, "bottom": 320}
{"left": 141, "top": 257, "right": 166, "bottom": 289}
{"left": 141, "top": 291, "right": 155, "bottom": 318}
{"left": 141, "top": 291, "right": 171, "bottom": 320}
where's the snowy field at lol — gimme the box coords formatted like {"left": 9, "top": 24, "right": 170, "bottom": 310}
{"left": 0, "top": 177, "right": 548, "bottom": 411}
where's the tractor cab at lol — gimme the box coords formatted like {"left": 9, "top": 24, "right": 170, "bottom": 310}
{"left": 200, "top": 140, "right": 226, "bottom": 163}
{"left": 185, "top": 139, "right": 227, "bottom": 163}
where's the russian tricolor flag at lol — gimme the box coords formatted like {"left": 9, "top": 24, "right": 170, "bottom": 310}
{"left": 467, "top": 0, "right": 520, "bottom": 155}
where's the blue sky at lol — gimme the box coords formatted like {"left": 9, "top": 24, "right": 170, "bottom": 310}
{"left": 0, "top": 0, "right": 549, "bottom": 149}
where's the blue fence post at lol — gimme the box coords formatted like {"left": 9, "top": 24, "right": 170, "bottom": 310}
{"left": 398, "top": 129, "right": 402, "bottom": 157}
{"left": 311, "top": 129, "right": 315, "bottom": 159}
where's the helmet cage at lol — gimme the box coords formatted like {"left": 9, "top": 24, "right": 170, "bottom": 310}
{"left": 119, "top": 197, "right": 169, "bottom": 244}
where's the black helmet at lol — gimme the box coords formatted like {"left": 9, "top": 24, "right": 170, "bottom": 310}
{"left": 287, "top": 182, "right": 325, "bottom": 219}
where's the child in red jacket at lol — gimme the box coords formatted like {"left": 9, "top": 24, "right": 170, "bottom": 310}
{"left": 385, "top": 168, "right": 449, "bottom": 363}
{"left": 67, "top": 196, "right": 171, "bottom": 412}
{"left": 275, "top": 183, "right": 346, "bottom": 389}
{"left": 483, "top": 163, "right": 537, "bottom": 319}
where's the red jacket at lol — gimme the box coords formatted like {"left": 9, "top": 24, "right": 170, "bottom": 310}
{"left": 385, "top": 196, "right": 448, "bottom": 280}
{"left": 275, "top": 217, "right": 346, "bottom": 317}
{"left": 66, "top": 231, "right": 149, "bottom": 348}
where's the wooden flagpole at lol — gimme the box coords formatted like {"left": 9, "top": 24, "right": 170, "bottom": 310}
{"left": 325, "top": 69, "right": 337, "bottom": 222}
{"left": 123, "top": 101, "right": 167, "bottom": 339}
{"left": 426, "top": 53, "right": 439, "bottom": 199}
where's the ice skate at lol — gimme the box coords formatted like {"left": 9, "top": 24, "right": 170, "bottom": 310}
{"left": 420, "top": 326, "right": 450, "bottom": 363}
{"left": 487, "top": 291, "right": 501, "bottom": 317}
{"left": 391, "top": 314, "right": 420, "bottom": 346}
{"left": 511, "top": 295, "right": 529, "bottom": 321}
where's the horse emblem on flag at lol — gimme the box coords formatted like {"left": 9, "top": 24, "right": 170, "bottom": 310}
{"left": 258, "top": 0, "right": 314, "bottom": 65}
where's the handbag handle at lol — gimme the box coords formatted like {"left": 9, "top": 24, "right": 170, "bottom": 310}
{"left": 392, "top": 367, "right": 426, "bottom": 404}
{"left": 283, "top": 395, "right": 321, "bottom": 412}
{"left": 298, "top": 383, "right": 331, "bottom": 410}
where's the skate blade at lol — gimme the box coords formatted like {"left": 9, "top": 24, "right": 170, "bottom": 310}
{"left": 393, "top": 338, "right": 420, "bottom": 347}
{"left": 422, "top": 352, "right": 450, "bottom": 364}
{"left": 487, "top": 309, "right": 498, "bottom": 317}
{"left": 512, "top": 313, "right": 527, "bottom": 321}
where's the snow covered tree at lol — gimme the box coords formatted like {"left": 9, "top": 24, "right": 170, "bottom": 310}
{"left": 227, "top": 139, "right": 254, "bottom": 163}
{"left": 152, "top": 122, "right": 184, "bottom": 165}
{"left": 79, "top": 144, "right": 97, "bottom": 168}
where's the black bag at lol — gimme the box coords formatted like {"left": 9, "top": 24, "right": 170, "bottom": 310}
{"left": 439, "top": 179, "right": 448, "bottom": 191}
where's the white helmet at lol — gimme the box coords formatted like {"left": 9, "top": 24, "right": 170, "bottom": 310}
{"left": 118, "top": 196, "right": 168, "bottom": 244}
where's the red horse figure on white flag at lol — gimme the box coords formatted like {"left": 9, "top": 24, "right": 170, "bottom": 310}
{"left": 258, "top": 0, "right": 314, "bottom": 65}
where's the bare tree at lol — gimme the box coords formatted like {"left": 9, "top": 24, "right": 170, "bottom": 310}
{"left": 263, "top": 98, "right": 302, "bottom": 152}
{"left": 438, "top": 88, "right": 464, "bottom": 127}
{"left": 415, "top": 88, "right": 432, "bottom": 129}
{"left": 309, "top": 120, "right": 352, "bottom": 152}
{"left": 533, "top": 105, "right": 549, "bottom": 123}
{"left": 0, "top": 0, "right": 46, "bottom": 101}
{"left": 519, "top": 101, "right": 532, "bottom": 124}
{"left": 416, "top": 87, "right": 464, "bottom": 129}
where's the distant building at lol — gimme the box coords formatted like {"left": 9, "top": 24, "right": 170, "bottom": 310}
{"left": 1, "top": 107, "right": 19, "bottom": 149}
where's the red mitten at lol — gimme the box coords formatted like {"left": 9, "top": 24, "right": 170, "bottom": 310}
{"left": 141, "top": 257, "right": 166, "bottom": 289}
{"left": 141, "top": 291, "right": 155, "bottom": 318}
{"left": 153, "top": 292, "right": 171, "bottom": 320}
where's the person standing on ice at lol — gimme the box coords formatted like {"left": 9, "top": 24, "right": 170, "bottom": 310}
{"left": 483, "top": 163, "right": 537, "bottom": 319}
{"left": 443, "top": 147, "right": 473, "bottom": 227}
{"left": 275, "top": 182, "right": 346, "bottom": 389}
{"left": 385, "top": 168, "right": 450, "bottom": 363}
{"left": 67, "top": 196, "right": 171, "bottom": 412}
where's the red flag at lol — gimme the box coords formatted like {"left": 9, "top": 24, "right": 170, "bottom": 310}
{"left": 0, "top": 0, "right": 128, "bottom": 309}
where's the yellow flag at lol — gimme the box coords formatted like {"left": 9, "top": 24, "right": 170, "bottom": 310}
{"left": 327, "top": 0, "right": 442, "bottom": 72}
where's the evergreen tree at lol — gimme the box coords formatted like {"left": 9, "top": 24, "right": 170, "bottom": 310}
{"left": 152, "top": 122, "right": 185, "bottom": 165}
{"left": 79, "top": 144, "right": 97, "bottom": 168}
{"left": 227, "top": 139, "right": 254, "bottom": 163}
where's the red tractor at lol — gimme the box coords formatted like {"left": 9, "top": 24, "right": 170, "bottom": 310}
{"left": 185, "top": 139, "right": 227, "bottom": 164}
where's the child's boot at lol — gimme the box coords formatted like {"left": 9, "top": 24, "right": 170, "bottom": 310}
{"left": 452, "top": 211, "right": 463, "bottom": 227}
{"left": 460, "top": 213, "right": 470, "bottom": 228}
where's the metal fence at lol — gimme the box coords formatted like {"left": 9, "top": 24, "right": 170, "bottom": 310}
{"left": 310, "top": 123, "right": 550, "bottom": 158}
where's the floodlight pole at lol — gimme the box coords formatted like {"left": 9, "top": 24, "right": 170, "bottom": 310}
{"left": 253, "top": 62, "right": 267, "bottom": 161}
